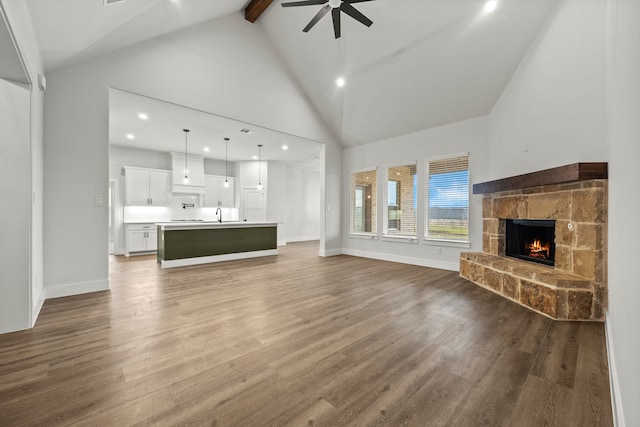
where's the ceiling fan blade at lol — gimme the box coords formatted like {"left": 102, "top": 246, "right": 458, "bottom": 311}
{"left": 343, "top": 0, "right": 376, "bottom": 3}
{"left": 332, "top": 8, "right": 341, "bottom": 39}
{"left": 281, "top": 0, "right": 327, "bottom": 7}
{"left": 303, "top": 4, "right": 332, "bottom": 32}
{"left": 340, "top": 2, "right": 373, "bottom": 27}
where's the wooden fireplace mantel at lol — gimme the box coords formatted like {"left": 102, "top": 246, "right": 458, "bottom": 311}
{"left": 473, "top": 162, "right": 608, "bottom": 195}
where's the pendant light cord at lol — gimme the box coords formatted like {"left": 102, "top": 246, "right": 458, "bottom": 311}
{"left": 183, "top": 129, "right": 190, "bottom": 181}
{"left": 258, "top": 144, "right": 263, "bottom": 187}
{"left": 224, "top": 138, "right": 229, "bottom": 183}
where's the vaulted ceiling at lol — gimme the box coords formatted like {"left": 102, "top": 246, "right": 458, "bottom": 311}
{"left": 24, "top": 0, "right": 559, "bottom": 147}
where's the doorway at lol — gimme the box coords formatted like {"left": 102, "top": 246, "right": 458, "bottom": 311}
{"left": 242, "top": 187, "right": 266, "bottom": 222}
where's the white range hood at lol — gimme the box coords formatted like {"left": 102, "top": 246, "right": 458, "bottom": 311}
{"left": 170, "top": 152, "right": 205, "bottom": 194}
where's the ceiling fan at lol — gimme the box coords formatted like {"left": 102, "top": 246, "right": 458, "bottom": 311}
{"left": 281, "top": 0, "right": 375, "bottom": 39}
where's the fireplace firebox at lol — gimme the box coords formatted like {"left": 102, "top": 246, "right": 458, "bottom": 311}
{"left": 505, "top": 219, "right": 555, "bottom": 266}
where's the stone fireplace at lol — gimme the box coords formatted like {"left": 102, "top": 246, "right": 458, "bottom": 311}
{"left": 460, "top": 163, "right": 608, "bottom": 321}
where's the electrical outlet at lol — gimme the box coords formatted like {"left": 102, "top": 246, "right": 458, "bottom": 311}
{"left": 436, "top": 247, "right": 442, "bottom": 254}
{"left": 95, "top": 197, "right": 103, "bottom": 207}
{"left": 523, "top": 143, "right": 529, "bottom": 152}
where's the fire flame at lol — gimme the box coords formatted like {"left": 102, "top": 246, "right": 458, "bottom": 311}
{"left": 528, "top": 239, "right": 550, "bottom": 259}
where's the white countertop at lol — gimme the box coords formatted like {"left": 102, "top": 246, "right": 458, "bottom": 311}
{"left": 156, "top": 221, "right": 278, "bottom": 230}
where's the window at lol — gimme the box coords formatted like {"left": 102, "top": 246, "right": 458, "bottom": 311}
{"left": 388, "top": 180, "right": 400, "bottom": 229}
{"left": 351, "top": 169, "right": 377, "bottom": 233}
{"left": 384, "top": 164, "right": 417, "bottom": 237}
{"left": 425, "top": 154, "right": 469, "bottom": 242}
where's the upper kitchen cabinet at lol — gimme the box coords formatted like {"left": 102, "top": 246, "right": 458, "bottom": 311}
{"left": 203, "top": 175, "right": 235, "bottom": 208}
{"left": 171, "top": 153, "right": 205, "bottom": 194}
{"left": 124, "top": 166, "right": 171, "bottom": 206}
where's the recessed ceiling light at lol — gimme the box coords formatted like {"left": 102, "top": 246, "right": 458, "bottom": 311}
{"left": 138, "top": 113, "right": 148, "bottom": 120}
{"left": 336, "top": 77, "right": 346, "bottom": 88}
{"left": 282, "top": 145, "right": 288, "bottom": 151}
{"left": 204, "top": 147, "right": 210, "bottom": 152}
{"left": 252, "top": 155, "right": 258, "bottom": 160}
{"left": 484, "top": 0, "right": 497, "bottom": 13}
{"left": 126, "top": 134, "right": 135, "bottom": 140}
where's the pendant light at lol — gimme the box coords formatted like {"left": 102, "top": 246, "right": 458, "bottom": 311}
{"left": 257, "top": 144, "right": 263, "bottom": 190}
{"left": 224, "top": 138, "right": 230, "bottom": 188}
{"left": 183, "top": 129, "right": 190, "bottom": 184}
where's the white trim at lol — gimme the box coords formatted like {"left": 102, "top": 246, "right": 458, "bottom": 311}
{"left": 605, "top": 311, "right": 625, "bottom": 427}
{"left": 424, "top": 151, "right": 470, "bottom": 163}
{"left": 31, "top": 287, "right": 45, "bottom": 327}
{"left": 424, "top": 152, "right": 471, "bottom": 250}
{"left": 319, "top": 248, "right": 343, "bottom": 257}
{"left": 349, "top": 232, "right": 378, "bottom": 240}
{"left": 287, "top": 236, "right": 320, "bottom": 243}
{"left": 46, "top": 279, "right": 110, "bottom": 299}
{"left": 422, "top": 238, "right": 471, "bottom": 248}
{"left": 160, "top": 249, "right": 278, "bottom": 268}
{"left": 381, "top": 235, "right": 419, "bottom": 243}
{"left": 278, "top": 240, "right": 287, "bottom": 247}
{"left": 382, "top": 161, "right": 418, "bottom": 236}
{"left": 343, "top": 248, "right": 459, "bottom": 272}
{"left": 350, "top": 166, "right": 379, "bottom": 174}
{"left": 350, "top": 167, "right": 378, "bottom": 234}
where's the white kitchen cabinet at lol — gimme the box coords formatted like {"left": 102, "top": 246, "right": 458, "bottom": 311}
{"left": 124, "top": 167, "right": 171, "bottom": 206}
{"left": 203, "top": 175, "right": 235, "bottom": 207}
{"left": 171, "top": 153, "right": 205, "bottom": 193}
{"left": 125, "top": 223, "right": 157, "bottom": 255}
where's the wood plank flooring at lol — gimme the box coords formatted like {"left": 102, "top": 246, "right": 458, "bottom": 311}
{"left": 0, "top": 241, "right": 613, "bottom": 426}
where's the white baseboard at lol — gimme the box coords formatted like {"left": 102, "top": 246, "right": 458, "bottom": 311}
{"left": 287, "top": 236, "right": 320, "bottom": 243}
{"left": 160, "top": 249, "right": 278, "bottom": 268}
{"left": 342, "top": 248, "right": 459, "bottom": 271}
{"left": 45, "top": 279, "right": 110, "bottom": 299}
{"left": 319, "top": 248, "right": 343, "bottom": 257}
{"left": 605, "top": 311, "right": 625, "bottom": 427}
{"left": 31, "top": 287, "right": 45, "bottom": 327}
{"left": 278, "top": 240, "right": 287, "bottom": 247}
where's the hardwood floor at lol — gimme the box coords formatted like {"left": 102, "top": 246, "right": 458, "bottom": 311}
{"left": 0, "top": 242, "right": 612, "bottom": 426}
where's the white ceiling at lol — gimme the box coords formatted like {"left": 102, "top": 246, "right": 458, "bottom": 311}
{"left": 26, "top": 0, "right": 560, "bottom": 147}
{"left": 109, "top": 88, "right": 323, "bottom": 170}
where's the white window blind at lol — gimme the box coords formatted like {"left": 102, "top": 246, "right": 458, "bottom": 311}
{"left": 425, "top": 154, "right": 469, "bottom": 241}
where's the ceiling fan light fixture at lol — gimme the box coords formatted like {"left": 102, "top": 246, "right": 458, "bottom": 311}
{"left": 282, "top": 0, "right": 375, "bottom": 39}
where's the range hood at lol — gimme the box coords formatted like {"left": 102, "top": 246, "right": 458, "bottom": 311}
{"left": 170, "top": 152, "right": 205, "bottom": 194}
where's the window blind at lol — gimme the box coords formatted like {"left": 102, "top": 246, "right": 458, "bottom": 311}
{"left": 426, "top": 154, "right": 470, "bottom": 241}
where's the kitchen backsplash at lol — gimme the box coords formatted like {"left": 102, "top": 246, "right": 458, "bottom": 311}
{"left": 124, "top": 196, "right": 239, "bottom": 223}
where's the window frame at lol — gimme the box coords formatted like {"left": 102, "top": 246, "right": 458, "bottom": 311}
{"left": 382, "top": 161, "right": 418, "bottom": 240}
{"left": 350, "top": 167, "right": 378, "bottom": 237}
{"left": 423, "top": 153, "right": 470, "bottom": 246}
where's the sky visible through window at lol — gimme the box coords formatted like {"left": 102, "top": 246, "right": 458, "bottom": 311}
{"left": 429, "top": 170, "right": 469, "bottom": 207}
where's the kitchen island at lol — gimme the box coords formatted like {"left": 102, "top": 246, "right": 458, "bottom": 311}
{"left": 156, "top": 221, "right": 278, "bottom": 268}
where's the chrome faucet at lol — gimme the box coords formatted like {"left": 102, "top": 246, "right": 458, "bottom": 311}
{"left": 215, "top": 207, "right": 222, "bottom": 223}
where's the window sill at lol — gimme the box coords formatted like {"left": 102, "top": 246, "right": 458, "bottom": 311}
{"left": 382, "top": 235, "right": 419, "bottom": 244}
{"left": 349, "top": 233, "right": 379, "bottom": 241}
{"left": 422, "top": 238, "right": 471, "bottom": 249}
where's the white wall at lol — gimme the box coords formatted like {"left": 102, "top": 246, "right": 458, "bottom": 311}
{"left": 0, "top": 0, "right": 44, "bottom": 333}
{"left": 489, "top": 0, "right": 608, "bottom": 180}
{"left": 267, "top": 161, "right": 287, "bottom": 245}
{"left": 44, "top": 12, "right": 341, "bottom": 298}
{"left": 606, "top": 0, "right": 640, "bottom": 425}
{"left": 0, "top": 78, "right": 31, "bottom": 333}
{"left": 342, "top": 116, "right": 489, "bottom": 271}
{"left": 286, "top": 166, "right": 320, "bottom": 242}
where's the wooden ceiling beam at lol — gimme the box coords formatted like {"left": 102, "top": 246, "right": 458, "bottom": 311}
{"left": 245, "top": 0, "right": 274, "bottom": 23}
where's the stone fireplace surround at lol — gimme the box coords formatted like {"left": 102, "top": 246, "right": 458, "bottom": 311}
{"left": 460, "top": 163, "right": 608, "bottom": 321}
